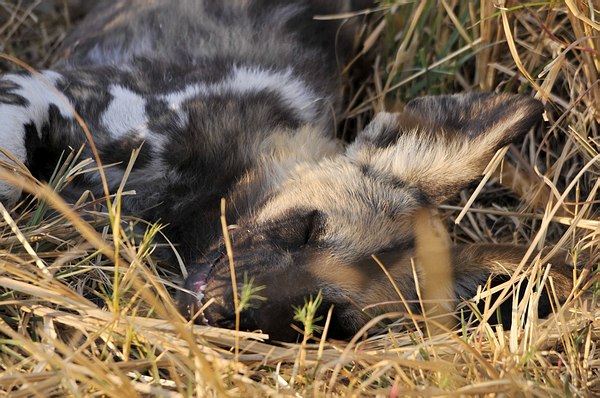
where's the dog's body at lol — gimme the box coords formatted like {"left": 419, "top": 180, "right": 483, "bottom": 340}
{"left": 0, "top": 1, "right": 575, "bottom": 340}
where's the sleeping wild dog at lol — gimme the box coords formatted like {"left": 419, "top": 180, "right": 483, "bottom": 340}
{"left": 0, "top": 0, "right": 577, "bottom": 341}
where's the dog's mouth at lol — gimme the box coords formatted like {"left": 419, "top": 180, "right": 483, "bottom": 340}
{"left": 181, "top": 251, "right": 225, "bottom": 324}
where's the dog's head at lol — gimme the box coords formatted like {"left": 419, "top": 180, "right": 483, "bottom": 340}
{"left": 181, "top": 93, "right": 544, "bottom": 341}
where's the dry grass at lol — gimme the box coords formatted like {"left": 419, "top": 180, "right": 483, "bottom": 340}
{"left": 1, "top": 1, "right": 599, "bottom": 396}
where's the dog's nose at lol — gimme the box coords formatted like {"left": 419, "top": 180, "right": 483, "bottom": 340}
{"left": 178, "top": 262, "right": 214, "bottom": 320}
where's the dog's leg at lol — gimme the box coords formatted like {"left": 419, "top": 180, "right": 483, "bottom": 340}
{"left": 0, "top": 67, "right": 165, "bottom": 209}
{"left": 0, "top": 70, "right": 80, "bottom": 205}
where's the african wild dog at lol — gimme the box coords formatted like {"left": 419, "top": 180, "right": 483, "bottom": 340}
{"left": 0, "top": 1, "right": 576, "bottom": 341}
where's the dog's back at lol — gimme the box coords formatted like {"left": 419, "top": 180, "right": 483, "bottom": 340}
{"left": 60, "top": 1, "right": 355, "bottom": 67}
{"left": 57, "top": 0, "right": 356, "bottom": 128}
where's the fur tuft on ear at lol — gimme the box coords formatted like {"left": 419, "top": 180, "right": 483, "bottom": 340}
{"left": 346, "top": 93, "right": 543, "bottom": 203}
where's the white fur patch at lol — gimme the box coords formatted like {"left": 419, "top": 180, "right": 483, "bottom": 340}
{"left": 0, "top": 105, "right": 28, "bottom": 164}
{"left": 161, "top": 66, "right": 320, "bottom": 123}
{"left": 101, "top": 85, "right": 166, "bottom": 155}
{"left": 4, "top": 71, "right": 73, "bottom": 131}
{"left": 102, "top": 85, "right": 149, "bottom": 139}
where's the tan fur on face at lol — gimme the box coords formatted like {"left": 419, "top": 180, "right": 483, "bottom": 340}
{"left": 305, "top": 240, "right": 577, "bottom": 334}
{"left": 255, "top": 157, "right": 419, "bottom": 261}
{"left": 260, "top": 125, "right": 342, "bottom": 167}
{"left": 307, "top": 250, "right": 421, "bottom": 313}
{"left": 255, "top": 95, "right": 541, "bottom": 264}
{"left": 229, "top": 126, "right": 342, "bottom": 215}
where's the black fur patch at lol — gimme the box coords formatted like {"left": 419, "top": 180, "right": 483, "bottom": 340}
{"left": 0, "top": 79, "right": 28, "bottom": 106}
{"left": 357, "top": 162, "right": 431, "bottom": 208}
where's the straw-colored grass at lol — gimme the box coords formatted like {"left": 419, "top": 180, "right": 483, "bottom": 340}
{"left": 1, "top": 1, "right": 599, "bottom": 396}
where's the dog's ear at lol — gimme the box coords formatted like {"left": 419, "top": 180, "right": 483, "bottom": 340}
{"left": 346, "top": 93, "right": 543, "bottom": 204}
{"left": 403, "top": 92, "right": 543, "bottom": 140}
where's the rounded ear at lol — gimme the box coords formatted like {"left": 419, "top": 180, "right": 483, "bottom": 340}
{"left": 346, "top": 93, "right": 543, "bottom": 204}
{"left": 404, "top": 92, "right": 543, "bottom": 140}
